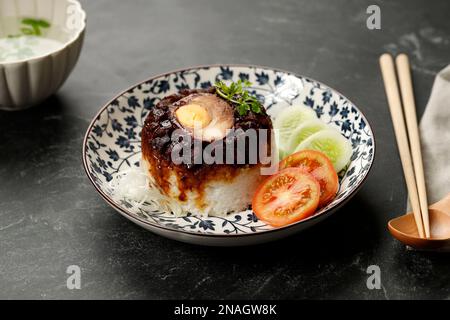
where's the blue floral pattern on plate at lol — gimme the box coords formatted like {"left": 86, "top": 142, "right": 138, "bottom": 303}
{"left": 83, "top": 65, "right": 375, "bottom": 236}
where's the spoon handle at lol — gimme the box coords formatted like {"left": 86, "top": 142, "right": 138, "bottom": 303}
{"left": 430, "top": 193, "right": 450, "bottom": 215}
{"left": 379, "top": 53, "right": 425, "bottom": 238}
{"left": 395, "top": 54, "right": 431, "bottom": 238}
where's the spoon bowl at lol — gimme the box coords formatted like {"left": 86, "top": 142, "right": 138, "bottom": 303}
{"left": 388, "top": 194, "right": 450, "bottom": 251}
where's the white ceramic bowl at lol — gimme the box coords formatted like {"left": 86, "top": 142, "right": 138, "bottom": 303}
{"left": 0, "top": 0, "right": 86, "bottom": 111}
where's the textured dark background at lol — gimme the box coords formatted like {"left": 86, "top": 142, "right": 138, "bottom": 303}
{"left": 0, "top": 0, "right": 449, "bottom": 299}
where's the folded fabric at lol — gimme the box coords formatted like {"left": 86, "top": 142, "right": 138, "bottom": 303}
{"left": 407, "top": 65, "right": 450, "bottom": 211}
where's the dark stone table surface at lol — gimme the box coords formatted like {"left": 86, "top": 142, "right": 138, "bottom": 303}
{"left": 1, "top": 0, "right": 449, "bottom": 300}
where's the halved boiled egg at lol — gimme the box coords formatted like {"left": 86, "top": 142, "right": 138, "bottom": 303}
{"left": 176, "top": 103, "right": 212, "bottom": 128}
{"left": 175, "top": 93, "right": 234, "bottom": 141}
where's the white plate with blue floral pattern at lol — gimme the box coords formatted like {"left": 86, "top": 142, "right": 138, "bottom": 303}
{"left": 82, "top": 65, "right": 375, "bottom": 246}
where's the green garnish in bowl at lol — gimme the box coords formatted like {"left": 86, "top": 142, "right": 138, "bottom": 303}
{"left": 214, "top": 80, "right": 262, "bottom": 116}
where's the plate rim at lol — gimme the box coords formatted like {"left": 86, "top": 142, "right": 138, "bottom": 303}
{"left": 82, "top": 63, "right": 376, "bottom": 238}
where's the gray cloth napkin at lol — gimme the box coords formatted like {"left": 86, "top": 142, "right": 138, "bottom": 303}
{"left": 406, "top": 65, "right": 450, "bottom": 211}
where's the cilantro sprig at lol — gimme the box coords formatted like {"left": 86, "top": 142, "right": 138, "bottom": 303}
{"left": 214, "top": 80, "right": 262, "bottom": 116}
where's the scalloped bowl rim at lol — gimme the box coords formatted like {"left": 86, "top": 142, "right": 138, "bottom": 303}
{"left": 82, "top": 64, "right": 376, "bottom": 238}
{"left": 0, "top": 0, "right": 86, "bottom": 66}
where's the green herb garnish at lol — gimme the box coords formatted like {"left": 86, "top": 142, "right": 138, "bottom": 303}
{"left": 214, "top": 80, "right": 262, "bottom": 116}
{"left": 7, "top": 18, "right": 51, "bottom": 38}
{"left": 21, "top": 18, "right": 50, "bottom": 36}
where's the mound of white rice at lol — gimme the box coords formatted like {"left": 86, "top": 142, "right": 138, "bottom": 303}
{"left": 110, "top": 161, "right": 263, "bottom": 217}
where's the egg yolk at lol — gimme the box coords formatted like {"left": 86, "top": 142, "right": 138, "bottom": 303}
{"left": 176, "top": 104, "right": 211, "bottom": 128}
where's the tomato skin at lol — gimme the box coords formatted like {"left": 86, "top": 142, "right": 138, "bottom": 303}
{"left": 279, "top": 150, "right": 339, "bottom": 208}
{"left": 252, "top": 168, "right": 321, "bottom": 227}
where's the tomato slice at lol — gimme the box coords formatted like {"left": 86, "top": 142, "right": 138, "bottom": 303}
{"left": 252, "top": 168, "right": 320, "bottom": 227}
{"left": 279, "top": 150, "right": 339, "bottom": 207}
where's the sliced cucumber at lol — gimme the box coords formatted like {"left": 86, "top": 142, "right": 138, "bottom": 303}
{"left": 274, "top": 106, "right": 317, "bottom": 155}
{"left": 286, "top": 119, "right": 328, "bottom": 155}
{"left": 295, "top": 129, "right": 352, "bottom": 172}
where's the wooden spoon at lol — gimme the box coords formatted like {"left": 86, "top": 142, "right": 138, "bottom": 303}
{"left": 388, "top": 193, "right": 450, "bottom": 251}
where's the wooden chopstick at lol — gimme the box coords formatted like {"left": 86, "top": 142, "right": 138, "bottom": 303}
{"left": 395, "top": 54, "right": 431, "bottom": 238}
{"left": 379, "top": 53, "right": 425, "bottom": 238}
